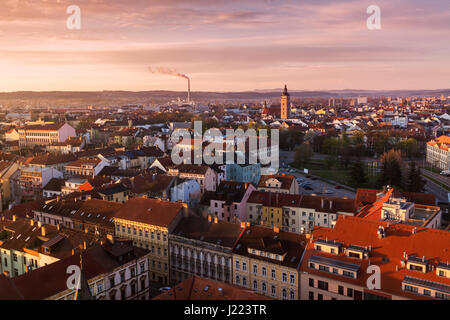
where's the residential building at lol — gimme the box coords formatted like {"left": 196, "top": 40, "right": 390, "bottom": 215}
{"left": 426, "top": 135, "right": 449, "bottom": 170}
{"left": 113, "top": 197, "right": 185, "bottom": 285}
{"left": 169, "top": 215, "right": 244, "bottom": 285}
{"left": 19, "top": 166, "right": 63, "bottom": 200}
{"left": 168, "top": 164, "right": 217, "bottom": 192}
{"left": 300, "top": 215, "right": 450, "bottom": 300}
{"left": 0, "top": 240, "right": 151, "bottom": 300}
{"left": 232, "top": 225, "right": 307, "bottom": 300}
{"left": 170, "top": 178, "right": 201, "bottom": 208}
{"left": 18, "top": 123, "right": 76, "bottom": 147}
{"left": 200, "top": 181, "right": 256, "bottom": 222}
{"left": 257, "top": 174, "right": 299, "bottom": 194}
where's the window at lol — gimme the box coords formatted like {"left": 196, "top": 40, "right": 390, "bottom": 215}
{"left": 253, "top": 265, "right": 258, "bottom": 274}
{"left": 290, "top": 290, "right": 295, "bottom": 300}
{"left": 290, "top": 274, "right": 295, "bottom": 284}
{"left": 271, "top": 269, "right": 276, "bottom": 279}
{"left": 282, "top": 272, "right": 287, "bottom": 282}
{"left": 318, "top": 280, "right": 328, "bottom": 291}
{"left": 271, "top": 285, "right": 276, "bottom": 296}
{"left": 253, "top": 280, "right": 258, "bottom": 290}
{"left": 308, "top": 291, "right": 314, "bottom": 300}
{"left": 235, "top": 261, "right": 240, "bottom": 270}
{"left": 262, "top": 267, "right": 267, "bottom": 277}
{"left": 343, "top": 271, "right": 354, "bottom": 278}
{"left": 404, "top": 285, "right": 418, "bottom": 293}
{"left": 347, "top": 288, "right": 353, "bottom": 297}
{"left": 97, "top": 283, "right": 103, "bottom": 293}
{"left": 435, "top": 292, "right": 449, "bottom": 300}
{"left": 333, "top": 268, "right": 338, "bottom": 274}
{"left": 13, "top": 254, "right": 17, "bottom": 262}
{"left": 423, "top": 289, "right": 431, "bottom": 296}
{"left": 317, "top": 293, "right": 323, "bottom": 300}
{"left": 120, "top": 272, "right": 125, "bottom": 282}
{"left": 309, "top": 278, "right": 314, "bottom": 287}
{"left": 140, "top": 262, "right": 145, "bottom": 273}
{"left": 409, "top": 264, "right": 423, "bottom": 272}
{"left": 262, "top": 282, "right": 267, "bottom": 292}
{"left": 338, "top": 285, "right": 344, "bottom": 295}
{"left": 242, "top": 277, "right": 247, "bottom": 287}
{"left": 242, "top": 262, "right": 247, "bottom": 271}
{"left": 236, "top": 275, "right": 240, "bottom": 284}
{"left": 282, "top": 288, "right": 287, "bottom": 299}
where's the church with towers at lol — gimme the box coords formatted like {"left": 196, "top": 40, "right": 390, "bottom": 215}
{"left": 261, "top": 85, "right": 291, "bottom": 120}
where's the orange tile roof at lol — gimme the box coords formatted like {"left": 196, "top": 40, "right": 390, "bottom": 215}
{"left": 300, "top": 215, "right": 450, "bottom": 300}
{"left": 154, "top": 276, "right": 273, "bottom": 300}
{"left": 114, "top": 197, "right": 184, "bottom": 227}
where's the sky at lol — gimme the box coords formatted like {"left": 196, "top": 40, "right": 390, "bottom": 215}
{"left": 0, "top": 0, "right": 449, "bottom": 92}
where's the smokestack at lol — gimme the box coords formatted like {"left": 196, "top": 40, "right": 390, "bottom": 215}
{"left": 188, "top": 78, "right": 190, "bottom": 104}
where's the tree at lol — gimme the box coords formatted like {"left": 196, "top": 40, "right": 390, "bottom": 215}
{"left": 377, "top": 149, "right": 403, "bottom": 188}
{"left": 405, "top": 161, "right": 426, "bottom": 192}
{"left": 349, "top": 160, "right": 367, "bottom": 187}
{"left": 294, "top": 143, "right": 312, "bottom": 168}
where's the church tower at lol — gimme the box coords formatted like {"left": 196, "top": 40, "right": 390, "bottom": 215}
{"left": 280, "top": 85, "right": 291, "bottom": 119}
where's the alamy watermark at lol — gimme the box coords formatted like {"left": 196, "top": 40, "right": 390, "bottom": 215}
{"left": 67, "top": 5, "right": 81, "bottom": 30}
{"left": 367, "top": 5, "right": 381, "bottom": 30}
{"left": 171, "top": 121, "right": 279, "bottom": 175}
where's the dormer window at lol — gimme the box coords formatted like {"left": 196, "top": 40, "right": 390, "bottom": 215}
{"left": 407, "top": 256, "right": 428, "bottom": 273}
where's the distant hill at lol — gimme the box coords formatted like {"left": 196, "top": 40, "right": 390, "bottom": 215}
{"left": 0, "top": 89, "right": 449, "bottom": 107}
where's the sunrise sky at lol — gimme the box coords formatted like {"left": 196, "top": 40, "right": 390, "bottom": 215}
{"left": 0, "top": 0, "right": 449, "bottom": 92}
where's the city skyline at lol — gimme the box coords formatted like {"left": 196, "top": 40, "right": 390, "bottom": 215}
{"left": 0, "top": 0, "right": 449, "bottom": 92}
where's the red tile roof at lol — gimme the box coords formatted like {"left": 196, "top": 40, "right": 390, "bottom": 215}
{"left": 300, "top": 215, "right": 450, "bottom": 300}
{"left": 154, "top": 276, "right": 273, "bottom": 300}
{"left": 114, "top": 197, "right": 184, "bottom": 227}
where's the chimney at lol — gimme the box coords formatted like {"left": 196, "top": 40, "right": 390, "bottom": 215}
{"left": 41, "top": 226, "right": 46, "bottom": 237}
{"left": 187, "top": 78, "right": 190, "bottom": 104}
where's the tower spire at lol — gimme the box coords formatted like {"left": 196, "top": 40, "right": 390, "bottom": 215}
{"left": 74, "top": 250, "right": 95, "bottom": 300}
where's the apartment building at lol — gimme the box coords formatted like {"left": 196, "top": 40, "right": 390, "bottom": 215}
{"left": 200, "top": 181, "right": 256, "bottom": 222}
{"left": 64, "top": 158, "right": 107, "bottom": 178}
{"left": 257, "top": 174, "right": 299, "bottom": 194}
{"left": 18, "top": 123, "right": 76, "bottom": 147}
{"left": 0, "top": 161, "right": 21, "bottom": 208}
{"left": 426, "top": 135, "right": 450, "bottom": 170}
{"left": 19, "top": 166, "right": 63, "bottom": 200}
{"left": 1, "top": 240, "right": 151, "bottom": 300}
{"left": 246, "top": 192, "right": 355, "bottom": 234}
{"left": 0, "top": 217, "right": 104, "bottom": 278}
{"left": 300, "top": 215, "right": 450, "bottom": 300}
{"left": 113, "top": 197, "right": 185, "bottom": 285}
{"left": 232, "top": 225, "right": 307, "bottom": 300}
{"left": 33, "top": 198, "right": 122, "bottom": 237}
{"left": 169, "top": 215, "right": 244, "bottom": 285}
{"left": 167, "top": 164, "right": 217, "bottom": 192}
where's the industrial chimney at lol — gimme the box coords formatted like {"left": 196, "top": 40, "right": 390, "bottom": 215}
{"left": 187, "top": 78, "right": 191, "bottom": 104}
